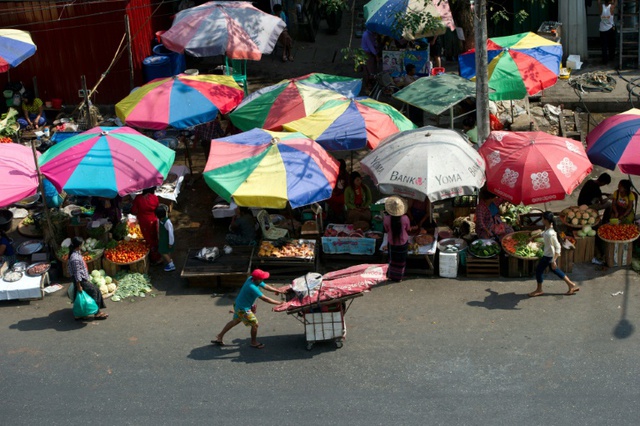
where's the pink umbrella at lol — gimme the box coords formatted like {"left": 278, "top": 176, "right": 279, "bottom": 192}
{"left": 0, "top": 143, "right": 40, "bottom": 207}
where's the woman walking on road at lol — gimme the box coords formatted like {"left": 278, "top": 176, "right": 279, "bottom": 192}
{"left": 384, "top": 196, "right": 411, "bottom": 282}
{"left": 529, "top": 211, "right": 580, "bottom": 297}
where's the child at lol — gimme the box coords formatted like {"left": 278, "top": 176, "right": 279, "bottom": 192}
{"left": 155, "top": 205, "right": 175, "bottom": 272}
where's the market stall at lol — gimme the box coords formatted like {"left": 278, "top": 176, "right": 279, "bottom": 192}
{"left": 322, "top": 223, "right": 382, "bottom": 257}
{"left": 0, "top": 261, "right": 49, "bottom": 301}
{"left": 181, "top": 246, "right": 254, "bottom": 287}
{"left": 255, "top": 239, "right": 318, "bottom": 278}
{"left": 380, "top": 230, "right": 439, "bottom": 276}
{"left": 155, "top": 164, "right": 190, "bottom": 212}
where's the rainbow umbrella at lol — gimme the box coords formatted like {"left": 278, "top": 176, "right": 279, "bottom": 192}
{"left": 0, "top": 143, "right": 39, "bottom": 207}
{"left": 203, "top": 129, "right": 339, "bottom": 209}
{"left": 0, "top": 29, "right": 37, "bottom": 73}
{"left": 459, "top": 32, "right": 562, "bottom": 100}
{"left": 115, "top": 74, "right": 243, "bottom": 130}
{"left": 228, "top": 73, "right": 362, "bottom": 131}
{"left": 282, "top": 97, "right": 416, "bottom": 151}
{"left": 586, "top": 108, "right": 640, "bottom": 175}
{"left": 39, "top": 127, "right": 175, "bottom": 198}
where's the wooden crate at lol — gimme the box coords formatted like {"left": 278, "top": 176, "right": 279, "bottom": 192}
{"left": 557, "top": 248, "right": 574, "bottom": 273}
{"left": 59, "top": 254, "right": 102, "bottom": 278}
{"left": 604, "top": 241, "right": 633, "bottom": 267}
{"left": 505, "top": 256, "right": 539, "bottom": 278}
{"left": 466, "top": 255, "right": 500, "bottom": 278}
{"left": 102, "top": 254, "right": 149, "bottom": 277}
{"left": 573, "top": 236, "right": 595, "bottom": 263}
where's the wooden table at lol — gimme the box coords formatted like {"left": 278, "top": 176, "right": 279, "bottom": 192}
{"left": 181, "top": 246, "right": 254, "bottom": 288}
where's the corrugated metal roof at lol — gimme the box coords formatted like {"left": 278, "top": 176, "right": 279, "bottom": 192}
{"left": 0, "top": 1, "right": 173, "bottom": 106}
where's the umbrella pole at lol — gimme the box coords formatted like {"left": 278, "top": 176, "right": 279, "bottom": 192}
{"left": 287, "top": 204, "right": 296, "bottom": 238}
{"left": 450, "top": 108, "right": 454, "bottom": 129}
{"left": 30, "top": 140, "right": 57, "bottom": 251}
{"left": 180, "top": 134, "right": 194, "bottom": 175}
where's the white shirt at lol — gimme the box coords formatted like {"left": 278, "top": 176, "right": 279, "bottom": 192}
{"left": 163, "top": 219, "right": 175, "bottom": 246}
{"left": 542, "top": 227, "right": 561, "bottom": 259}
{"left": 600, "top": 3, "right": 614, "bottom": 32}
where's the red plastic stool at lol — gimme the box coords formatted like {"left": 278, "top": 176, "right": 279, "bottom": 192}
{"left": 431, "top": 67, "right": 445, "bottom": 76}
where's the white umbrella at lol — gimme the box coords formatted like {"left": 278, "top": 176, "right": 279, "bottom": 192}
{"left": 160, "top": 1, "right": 286, "bottom": 60}
{"left": 360, "top": 126, "right": 486, "bottom": 201}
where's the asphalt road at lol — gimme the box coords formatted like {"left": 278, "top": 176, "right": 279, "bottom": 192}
{"left": 2, "top": 262, "right": 639, "bottom": 425}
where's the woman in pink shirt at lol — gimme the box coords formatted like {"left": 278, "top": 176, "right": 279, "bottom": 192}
{"left": 383, "top": 196, "right": 411, "bottom": 281}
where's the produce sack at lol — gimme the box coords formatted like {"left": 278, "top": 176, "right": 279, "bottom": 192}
{"left": 73, "top": 290, "right": 99, "bottom": 317}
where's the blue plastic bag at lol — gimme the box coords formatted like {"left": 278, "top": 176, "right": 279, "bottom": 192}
{"left": 73, "top": 290, "right": 99, "bottom": 318}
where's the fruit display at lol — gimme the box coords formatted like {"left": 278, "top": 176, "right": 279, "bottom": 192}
{"left": 258, "top": 240, "right": 315, "bottom": 258}
{"left": 502, "top": 232, "right": 544, "bottom": 259}
{"left": 0, "top": 136, "right": 13, "bottom": 143}
{"left": 105, "top": 240, "right": 149, "bottom": 264}
{"left": 597, "top": 224, "right": 640, "bottom": 242}
{"left": 560, "top": 205, "right": 599, "bottom": 228}
{"left": 469, "top": 239, "right": 501, "bottom": 258}
{"left": 127, "top": 222, "right": 144, "bottom": 240}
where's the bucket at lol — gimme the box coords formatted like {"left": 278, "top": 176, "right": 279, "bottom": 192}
{"left": 152, "top": 44, "right": 186, "bottom": 76}
{"left": 142, "top": 55, "right": 172, "bottom": 83}
{"left": 51, "top": 98, "right": 63, "bottom": 109}
{"left": 3, "top": 89, "right": 13, "bottom": 99}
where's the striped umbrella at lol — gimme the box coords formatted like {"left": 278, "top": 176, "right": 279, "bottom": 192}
{"left": 282, "top": 97, "right": 416, "bottom": 151}
{"left": 586, "top": 108, "right": 640, "bottom": 175}
{"left": 115, "top": 74, "right": 244, "bottom": 130}
{"left": 0, "top": 29, "right": 36, "bottom": 72}
{"left": 203, "top": 129, "right": 339, "bottom": 209}
{"left": 228, "top": 73, "right": 362, "bottom": 131}
{"left": 0, "top": 143, "right": 39, "bottom": 207}
{"left": 459, "top": 32, "right": 562, "bottom": 100}
{"left": 39, "top": 127, "right": 175, "bottom": 198}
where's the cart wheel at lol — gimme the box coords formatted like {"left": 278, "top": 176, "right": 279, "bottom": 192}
{"left": 306, "top": 342, "right": 314, "bottom": 351}
{"left": 335, "top": 340, "right": 344, "bottom": 349}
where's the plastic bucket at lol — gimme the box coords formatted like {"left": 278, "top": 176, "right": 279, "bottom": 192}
{"left": 142, "top": 55, "right": 172, "bottom": 83}
{"left": 152, "top": 44, "right": 186, "bottom": 76}
{"left": 51, "top": 98, "right": 63, "bottom": 109}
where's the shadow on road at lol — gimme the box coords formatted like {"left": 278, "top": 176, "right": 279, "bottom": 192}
{"left": 466, "top": 288, "right": 527, "bottom": 310}
{"left": 187, "top": 334, "right": 342, "bottom": 363}
{"left": 613, "top": 269, "right": 635, "bottom": 339}
{"left": 9, "top": 309, "right": 88, "bottom": 332}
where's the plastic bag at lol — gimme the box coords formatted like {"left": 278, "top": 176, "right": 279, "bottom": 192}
{"left": 73, "top": 290, "right": 99, "bottom": 318}
{"left": 291, "top": 272, "right": 323, "bottom": 299}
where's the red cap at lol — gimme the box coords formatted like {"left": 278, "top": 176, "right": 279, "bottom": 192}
{"left": 251, "top": 269, "right": 270, "bottom": 281}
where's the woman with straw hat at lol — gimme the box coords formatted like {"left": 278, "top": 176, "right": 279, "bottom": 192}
{"left": 384, "top": 196, "right": 411, "bottom": 281}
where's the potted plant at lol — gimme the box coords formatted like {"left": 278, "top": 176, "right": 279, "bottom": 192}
{"left": 320, "top": 0, "right": 348, "bottom": 34}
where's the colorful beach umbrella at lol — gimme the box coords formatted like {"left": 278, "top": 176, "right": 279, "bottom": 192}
{"left": 160, "top": 1, "right": 286, "bottom": 60}
{"left": 0, "top": 143, "right": 39, "bottom": 207}
{"left": 0, "top": 29, "right": 36, "bottom": 73}
{"left": 228, "top": 73, "right": 362, "bottom": 131}
{"left": 203, "top": 129, "right": 339, "bottom": 209}
{"left": 363, "top": 0, "right": 455, "bottom": 40}
{"left": 115, "top": 74, "right": 243, "bottom": 130}
{"left": 479, "top": 131, "right": 592, "bottom": 205}
{"left": 586, "top": 108, "right": 640, "bottom": 175}
{"left": 459, "top": 32, "right": 562, "bottom": 100}
{"left": 282, "top": 97, "right": 416, "bottom": 151}
{"left": 39, "top": 127, "right": 175, "bottom": 198}
{"left": 361, "top": 126, "right": 486, "bottom": 202}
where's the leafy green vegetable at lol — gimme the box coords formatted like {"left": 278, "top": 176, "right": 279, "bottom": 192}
{"left": 111, "top": 272, "right": 153, "bottom": 301}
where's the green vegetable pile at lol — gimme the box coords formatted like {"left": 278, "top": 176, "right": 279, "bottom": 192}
{"left": 515, "top": 242, "right": 543, "bottom": 259}
{"left": 111, "top": 272, "right": 153, "bottom": 302}
{"left": 469, "top": 240, "right": 501, "bottom": 257}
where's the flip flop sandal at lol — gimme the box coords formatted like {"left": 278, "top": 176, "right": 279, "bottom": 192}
{"left": 250, "top": 343, "right": 265, "bottom": 349}
{"left": 211, "top": 340, "right": 225, "bottom": 346}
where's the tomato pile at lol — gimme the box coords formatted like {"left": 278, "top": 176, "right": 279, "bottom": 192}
{"left": 0, "top": 136, "right": 13, "bottom": 144}
{"left": 597, "top": 224, "right": 640, "bottom": 241}
{"left": 105, "top": 240, "right": 149, "bottom": 264}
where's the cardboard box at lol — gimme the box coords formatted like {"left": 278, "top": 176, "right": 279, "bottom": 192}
{"left": 604, "top": 241, "right": 633, "bottom": 267}
{"left": 573, "top": 236, "right": 595, "bottom": 263}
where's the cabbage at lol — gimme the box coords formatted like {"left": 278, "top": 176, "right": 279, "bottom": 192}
{"left": 99, "top": 269, "right": 106, "bottom": 277}
{"left": 99, "top": 284, "right": 108, "bottom": 295}
{"left": 105, "top": 276, "right": 113, "bottom": 284}
{"left": 96, "top": 278, "right": 106, "bottom": 286}
{"left": 107, "top": 283, "right": 116, "bottom": 293}
{"left": 582, "top": 225, "right": 592, "bottom": 233}
{"left": 576, "top": 231, "right": 586, "bottom": 237}
{"left": 91, "top": 270, "right": 101, "bottom": 278}
{"left": 587, "top": 230, "right": 596, "bottom": 237}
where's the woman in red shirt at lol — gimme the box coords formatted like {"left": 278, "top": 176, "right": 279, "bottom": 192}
{"left": 132, "top": 187, "right": 161, "bottom": 263}
{"left": 383, "top": 196, "right": 411, "bottom": 282}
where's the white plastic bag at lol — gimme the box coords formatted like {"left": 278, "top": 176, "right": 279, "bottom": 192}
{"left": 291, "top": 272, "right": 323, "bottom": 298}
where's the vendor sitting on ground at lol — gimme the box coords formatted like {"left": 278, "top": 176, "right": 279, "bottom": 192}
{"left": 611, "top": 179, "right": 636, "bottom": 224}
{"left": 226, "top": 207, "right": 257, "bottom": 246}
{"left": 475, "top": 187, "right": 513, "bottom": 240}
{"left": 344, "top": 171, "right": 373, "bottom": 224}
{"left": 577, "top": 173, "right": 611, "bottom": 211}
{"left": 17, "top": 90, "right": 46, "bottom": 129}
{"left": 393, "top": 64, "right": 419, "bottom": 88}
{"left": 407, "top": 198, "right": 437, "bottom": 232}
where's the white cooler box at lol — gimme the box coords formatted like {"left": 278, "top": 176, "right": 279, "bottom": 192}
{"left": 439, "top": 252, "right": 459, "bottom": 278}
